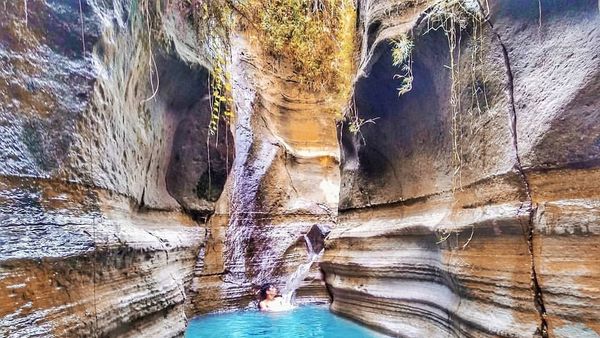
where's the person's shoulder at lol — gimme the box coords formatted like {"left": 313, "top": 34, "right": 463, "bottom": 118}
{"left": 259, "top": 300, "right": 267, "bottom": 310}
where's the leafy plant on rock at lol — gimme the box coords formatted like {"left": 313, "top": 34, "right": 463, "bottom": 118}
{"left": 390, "top": 34, "right": 415, "bottom": 96}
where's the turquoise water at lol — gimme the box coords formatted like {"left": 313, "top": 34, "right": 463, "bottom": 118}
{"left": 185, "top": 306, "right": 383, "bottom": 338}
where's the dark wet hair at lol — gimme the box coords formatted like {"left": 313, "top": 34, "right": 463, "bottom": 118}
{"left": 259, "top": 283, "right": 273, "bottom": 300}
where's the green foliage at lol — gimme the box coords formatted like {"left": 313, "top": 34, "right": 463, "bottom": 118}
{"left": 209, "top": 56, "right": 234, "bottom": 135}
{"left": 390, "top": 35, "right": 414, "bottom": 96}
{"left": 348, "top": 117, "right": 379, "bottom": 134}
{"left": 243, "top": 0, "right": 356, "bottom": 92}
{"left": 391, "top": 36, "right": 413, "bottom": 67}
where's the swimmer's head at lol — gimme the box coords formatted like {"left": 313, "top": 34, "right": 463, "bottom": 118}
{"left": 259, "top": 283, "right": 278, "bottom": 300}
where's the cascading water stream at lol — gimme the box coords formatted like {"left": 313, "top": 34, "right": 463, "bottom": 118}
{"left": 280, "top": 234, "right": 324, "bottom": 306}
{"left": 305, "top": 234, "right": 316, "bottom": 255}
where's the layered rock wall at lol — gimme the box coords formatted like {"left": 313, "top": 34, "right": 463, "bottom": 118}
{"left": 187, "top": 33, "right": 340, "bottom": 314}
{"left": 2, "top": 0, "right": 599, "bottom": 337}
{"left": 1, "top": 1, "right": 229, "bottom": 336}
{"left": 323, "top": 0, "right": 600, "bottom": 337}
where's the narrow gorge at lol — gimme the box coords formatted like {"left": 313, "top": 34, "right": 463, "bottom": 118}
{"left": 1, "top": 0, "right": 599, "bottom": 337}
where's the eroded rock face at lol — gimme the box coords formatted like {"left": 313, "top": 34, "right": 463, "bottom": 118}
{"left": 0, "top": 1, "right": 229, "bottom": 336}
{"left": 323, "top": 0, "right": 600, "bottom": 337}
{"left": 0, "top": 179, "right": 203, "bottom": 337}
{"left": 187, "top": 34, "right": 340, "bottom": 314}
{"left": 2, "top": 0, "right": 599, "bottom": 336}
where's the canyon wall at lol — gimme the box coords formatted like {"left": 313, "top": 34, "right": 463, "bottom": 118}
{"left": 2, "top": 0, "right": 599, "bottom": 337}
{"left": 0, "top": 1, "right": 230, "bottom": 336}
{"left": 187, "top": 33, "right": 340, "bottom": 314}
{"left": 1, "top": 1, "right": 340, "bottom": 334}
{"left": 322, "top": 0, "right": 600, "bottom": 337}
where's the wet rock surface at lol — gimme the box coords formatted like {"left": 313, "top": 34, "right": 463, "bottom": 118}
{"left": 0, "top": 183, "right": 203, "bottom": 337}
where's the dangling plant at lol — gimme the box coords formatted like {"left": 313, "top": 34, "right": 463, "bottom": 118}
{"left": 209, "top": 55, "right": 234, "bottom": 135}
{"left": 390, "top": 34, "right": 414, "bottom": 96}
{"left": 167, "top": 0, "right": 236, "bottom": 135}
{"left": 424, "top": 0, "right": 487, "bottom": 189}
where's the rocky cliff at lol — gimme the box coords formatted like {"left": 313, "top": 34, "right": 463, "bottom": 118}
{"left": 1, "top": 0, "right": 338, "bottom": 335}
{"left": 186, "top": 32, "right": 340, "bottom": 314}
{"left": 2, "top": 0, "right": 599, "bottom": 337}
{"left": 0, "top": 1, "right": 230, "bottom": 336}
{"left": 322, "top": 0, "right": 600, "bottom": 337}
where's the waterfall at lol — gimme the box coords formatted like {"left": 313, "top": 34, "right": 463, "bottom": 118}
{"left": 304, "top": 234, "right": 314, "bottom": 255}
{"left": 280, "top": 234, "right": 324, "bottom": 306}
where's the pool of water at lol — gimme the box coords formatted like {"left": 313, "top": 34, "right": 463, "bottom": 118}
{"left": 185, "top": 306, "right": 384, "bottom": 338}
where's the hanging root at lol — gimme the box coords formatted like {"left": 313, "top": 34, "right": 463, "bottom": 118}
{"left": 78, "top": 0, "right": 86, "bottom": 54}
{"left": 141, "top": 1, "right": 160, "bottom": 104}
{"left": 423, "top": 0, "right": 487, "bottom": 191}
{"left": 24, "top": 0, "right": 28, "bottom": 26}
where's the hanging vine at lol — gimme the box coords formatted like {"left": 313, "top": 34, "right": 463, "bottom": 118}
{"left": 173, "top": 0, "right": 236, "bottom": 135}
{"left": 423, "top": 0, "right": 487, "bottom": 190}
{"left": 209, "top": 55, "right": 234, "bottom": 135}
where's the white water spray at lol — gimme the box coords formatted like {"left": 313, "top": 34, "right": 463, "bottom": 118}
{"left": 280, "top": 234, "right": 324, "bottom": 306}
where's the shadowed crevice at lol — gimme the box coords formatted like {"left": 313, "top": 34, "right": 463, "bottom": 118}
{"left": 486, "top": 18, "right": 548, "bottom": 337}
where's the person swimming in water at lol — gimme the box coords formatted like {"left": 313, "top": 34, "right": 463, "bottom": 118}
{"left": 258, "top": 284, "right": 289, "bottom": 312}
